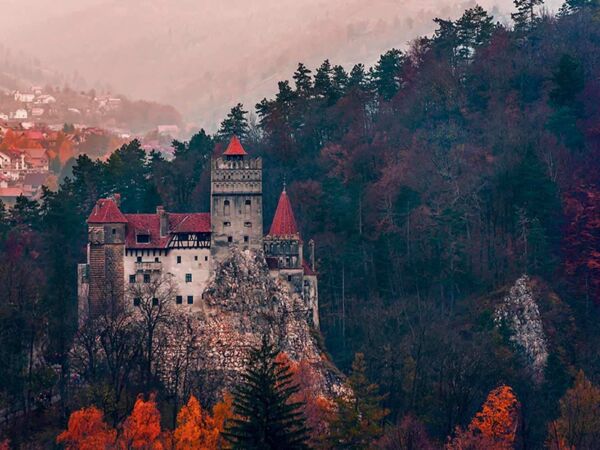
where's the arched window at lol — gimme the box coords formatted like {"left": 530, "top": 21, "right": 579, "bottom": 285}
{"left": 224, "top": 199, "right": 230, "bottom": 216}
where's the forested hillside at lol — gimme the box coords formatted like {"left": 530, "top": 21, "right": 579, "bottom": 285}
{"left": 1, "top": 0, "right": 599, "bottom": 447}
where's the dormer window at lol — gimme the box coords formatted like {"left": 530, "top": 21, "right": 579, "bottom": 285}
{"left": 136, "top": 234, "right": 150, "bottom": 244}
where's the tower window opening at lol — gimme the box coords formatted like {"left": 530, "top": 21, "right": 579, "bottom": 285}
{"left": 227, "top": 236, "right": 233, "bottom": 243}
{"left": 177, "top": 256, "right": 181, "bottom": 264}
{"left": 224, "top": 200, "right": 230, "bottom": 216}
{"left": 112, "top": 228, "right": 116, "bottom": 235}
{"left": 176, "top": 295, "right": 183, "bottom": 304}
{"left": 224, "top": 221, "right": 231, "bottom": 227}
{"left": 244, "top": 222, "right": 252, "bottom": 227}
{"left": 244, "top": 236, "right": 249, "bottom": 243}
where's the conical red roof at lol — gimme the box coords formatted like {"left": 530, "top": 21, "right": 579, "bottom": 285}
{"left": 223, "top": 136, "right": 247, "bottom": 156}
{"left": 268, "top": 189, "right": 299, "bottom": 237}
{"left": 87, "top": 198, "right": 128, "bottom": 224}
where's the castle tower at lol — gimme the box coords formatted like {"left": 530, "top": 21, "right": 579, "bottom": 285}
{"left": 210, "top": 136, "right": 263, "bottom": 261}
{"left": 264, "top": 187, "right": 319, "bottom": 328}
{"left": 83, "top": 196, "right": 127, "bottom": 318}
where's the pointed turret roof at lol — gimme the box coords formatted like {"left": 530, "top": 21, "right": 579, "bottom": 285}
{"left": 268, "top": 188, "right": 299, "bottom": 237}
{"left": 87, "top": 198, "right": 128, "bottom": 224}
{"left": 223, "top": 136, "right": 247, "bottom": 156}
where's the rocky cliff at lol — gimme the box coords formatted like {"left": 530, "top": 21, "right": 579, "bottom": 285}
{"left": 191, "top": 248, "right": 344, "bottom": 400}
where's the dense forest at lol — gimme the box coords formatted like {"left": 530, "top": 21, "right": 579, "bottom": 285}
{"left": 1, "top": 0, "right": 600, "bottom": 447}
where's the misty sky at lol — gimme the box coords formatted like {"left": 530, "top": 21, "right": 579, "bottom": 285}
{"left": 0, "top": 0, "right": 563, "bottom": 131}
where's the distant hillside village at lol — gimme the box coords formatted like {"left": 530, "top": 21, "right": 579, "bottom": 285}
{"left": 0, "top": 86, "right": 188, "bottom": 206}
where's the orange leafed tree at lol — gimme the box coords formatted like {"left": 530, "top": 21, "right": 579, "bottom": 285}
{"left": 447, "top": 385, "right": 520, "bottom": 450}
{"left": 173, "top": 393, "right": 233, "bottom": 450}
{"left": 56, "top": 406, "right": 116, "bottom": 450}
{"left": 118, "top": 394, "right": 165, "bottom": 449}
{"left": 276, "top": 352, "right": 335, "bottom": 447}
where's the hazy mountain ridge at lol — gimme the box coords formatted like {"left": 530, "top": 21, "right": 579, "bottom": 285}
{"left": 0, "top": 0, "right": 563, "bottom": 130}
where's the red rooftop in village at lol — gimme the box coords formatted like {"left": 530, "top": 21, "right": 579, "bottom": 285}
{"left": 223, "top": 135, "right": 247, "bottom": 156}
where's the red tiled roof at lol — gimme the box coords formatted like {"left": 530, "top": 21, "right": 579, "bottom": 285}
{"left": 303, "top": 261, "right": 317, "bottom": 276}
{"left": 223, "top": 136, "right": 247, "bottom": 156}
{"left": 124, "top": 212, "right": 211, "bottom": 248}
{"left": 268, "top": 189, "right": 299, "bottom": 237}
{"left": 26, "top": 131, "right": 44, "bottom": 140}
{"left": 87, "top": 198, "right": 128, "bottom": 224}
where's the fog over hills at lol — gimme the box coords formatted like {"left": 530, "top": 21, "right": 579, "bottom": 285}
{"left": 0, "top": 0, "right": 562, "bottom": 131}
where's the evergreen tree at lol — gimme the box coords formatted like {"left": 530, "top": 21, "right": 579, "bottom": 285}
{"left": 223, "top": 337, "right": 309, "bottom": 450}
{"left": 348, "top": 64, "right": 368, "bottom": 90}
{"left": 549, "top": 54, "right": 584, "bottom": 107}
{"left": 328, "top": 353, "right": 389, "bottom": 449}
{"left": 293, "top": 63, "right": 313, "bottom": 96}
{"left": 332, "top": 65, "right": 348, "bottom": 99}
{"left": 218, "top": 103, "right": 249, "bottom": 141}
{"left": 314, "top": 59, "right": 334, "bottom": 99}
{"left": 455, "top": 5, "right": 495, "bottom": 61}
{"left": 372, "top": 49, "right": 404, "bottom": 100}
{"left": 512, "top": 0, "right": 544, "bottom": 31}
{"left": 560, "top": 0, "right": 599, "bottom": 14}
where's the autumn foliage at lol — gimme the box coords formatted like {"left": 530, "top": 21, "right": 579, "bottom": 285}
{"left": 173, "top": 394, "right": 233, "bottom": 449}
{"left": 56, "top": 406, "right": 116, "bottom": 450}
{"left": 57, "top": 393, "right": 234, "bottom": 450}
{"left": 447, "top": 385, "right": 520, "bottom": 449}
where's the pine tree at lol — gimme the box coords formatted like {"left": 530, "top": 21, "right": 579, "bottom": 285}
{"left": 223, "top": 337, "right": 310, "bottom": 449}
{"left": 372, "top": 49, "right": 404, "bottom": 100}
{"left": 293, "top": 63, "right": 313, "bottom": 96}
{"left": 455, "top": 6, "right": 495, "bottom": 61}
{"left": 314, "top": 59, "right": 334, "bottom": 99}
{"left": 218, "top": 103, "right": 249, "bottom": 141}
{"left": 328, "top": 353, "right": 389, "bottom": 449}
{"left": 512, "top": 0, "right": 544, "bottom": 32}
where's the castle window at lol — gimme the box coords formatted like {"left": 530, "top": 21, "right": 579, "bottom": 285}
{"left": 176, "top": 295, "right": 183, "bottom": 304}
{"left": 154, "top": 257, "right": 159, "bottom": 262}
{"left": 244, "top": 222, "right": 252, "bottom": 228}
{"left": 144, "top": 274, "right": 151, "bottom": 283}
{"left": 137, "top": 256, "right": 142, "bottom": 262}
{"left": 152, "top": 298, "right": 158, "bottom": 306}
{"left": 224, "top": 200, "right": 230, "bottom": 216}
{"left": 136, "top": 234, "right": 150, "bottom": 244}
{"left": 112, "top": 228, "right": 116, "bottom": 235}
{"left": 224, "top": 221, "right": 231, "bottom": 227}
{"left": 194, "top": 255, "right": 198, "bottom": 261}
{"left": 205, "top": 256, "right": 208, "bottom": 261}
{"left": 187, "top": 296, "right": 193, "bottom": 305}
{"left": 185, "top": 273, "right": 192, "bottom": 283}
{"left": 288, "top": 275, "right": 292, "bottom": 282}
{"left": 227, "top": 236, "right": 233, "bottom": 243}
{"left": 245, "top": 199, "right": 251, "bottom": 213}
{"left": 129, "top": 275, "right": 136, "bottom": 283}
{"left": 133, "top": 298, "right": 141, "bottom": 307}
{"left": 244, "top": 236, "right": 249, "bottom": 243}
{"left": 177, "top": 256, "right": 181, "bottom": 264}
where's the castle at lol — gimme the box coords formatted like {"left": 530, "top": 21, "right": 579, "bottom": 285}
{"left": 77, "top": 137, "right": 319, "bottom": 327}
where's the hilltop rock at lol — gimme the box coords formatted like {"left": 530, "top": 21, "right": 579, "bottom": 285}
{"left": 191, "top": 248, "right": 344, "bottom": 400}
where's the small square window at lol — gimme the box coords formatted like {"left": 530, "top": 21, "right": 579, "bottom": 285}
{"left": 185, "top": 273, "right": 192, "bottom": 283}
{"left": 129, "top": 275, "right": 136, "bottom": 283}
{"left": 133, "top": 297, "right": 140, "bottom": 306}
{"left": 137, "top": 256, "right": 142, "bottom": 262}
{"left": 177, "top": 256, "right": 181, "bottom": 264}
{"left": 176, "top": 295, "right": 183, "bottom": 304}
{"left": 154, "top": 257, "right": 159, "bottom": 262}
{"left": 143, "top": 274, "right": 151, "bottom": 283}
{"left": 152, "top": 298, "right": 158, "bottom": 306}
{"left": 244, "top": 236, "right": 249, "bottom": 243}
{"left": 227, "top": 236, "right": 233, "bottom": 243}
{"left": 187, "top": 296, "right": 193, "bottom": 305}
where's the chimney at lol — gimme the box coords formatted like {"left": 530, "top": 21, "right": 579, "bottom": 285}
{"left": 309, "top": 239, "right": 315, "bottom": 271}
{"left": 157, "top": 206, "right": 168, "bottom": 237}
{"left": 113, "top": 193, "right": 121, "bottom": 206}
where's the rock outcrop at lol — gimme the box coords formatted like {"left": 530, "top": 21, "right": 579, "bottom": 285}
{"left": 192, "top": 248, "right": 344, "bottom": 399}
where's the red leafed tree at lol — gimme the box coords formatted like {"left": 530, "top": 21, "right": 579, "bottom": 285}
{"left": 118, "top": 394, "right": 165, "bottom": 449}
{"left": 56, "top": 406, "right": 116, "bottom": 450}
{"left": 447, "top": 385, "right": 520, "bottom": 449}
{"left": 276, "top": 352, "right": 335, "bottom": 447}
{"left": 562, "top": 185, "right": 600, "bottom": 306}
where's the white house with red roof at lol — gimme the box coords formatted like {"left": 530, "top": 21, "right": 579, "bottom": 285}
{"left": 78, "top": 137, "right": 319, "bottom": 327}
